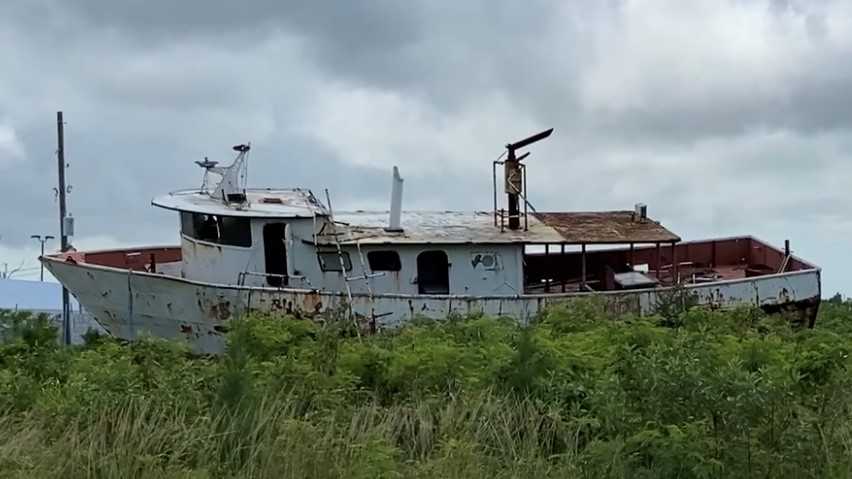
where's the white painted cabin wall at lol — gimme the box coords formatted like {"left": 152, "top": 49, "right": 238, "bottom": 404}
{"left": 283, "top": 218, "right": 327, "bottom": 288}
{"left": 282, "top": 218, "right": 524, "bottom": 295}
{"left": 179, "top": 214, "right": 527, "bottom": 296}
{"left": 178, "top": 215, "right": 328, "bottom": 288}
{"left": 180, "top": 218, "right": 277, "bottom": 287}
{"left": 353, "top": 244, "right": 525, "bottom": 296}
{"left": 181, "top": 236, "right": 261, "bottom": 286}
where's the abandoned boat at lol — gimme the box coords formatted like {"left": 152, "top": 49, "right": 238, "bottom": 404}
{"left": 42, "top": 130, "right": 821, "bottom": 353}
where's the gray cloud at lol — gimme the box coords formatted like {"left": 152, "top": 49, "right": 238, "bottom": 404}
{"left": 0, "top": 0, "right": 850, "bottom": 294}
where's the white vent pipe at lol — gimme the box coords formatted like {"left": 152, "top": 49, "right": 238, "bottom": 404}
{"left": 387, "top": 166, "right": 404, "bottom": 231}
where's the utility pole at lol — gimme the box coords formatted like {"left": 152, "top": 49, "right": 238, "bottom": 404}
{"left": 57, "top": 111, "right": 71, "bottom": 345}
{"left": 30, "top": 235, "right": 55, "bottom": 281}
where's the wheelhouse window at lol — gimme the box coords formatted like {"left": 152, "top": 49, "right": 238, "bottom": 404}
{"left": 417, "top": 250, "right": 450, "bottom": 294}
{"left": 367, "top": 250, "right": 402, "bottom": 271}
{"left": 180, "top": 212, "right": 251, "bottom": 247}
{"left": 317, "top": 251, "right": 352, "bottom": 272}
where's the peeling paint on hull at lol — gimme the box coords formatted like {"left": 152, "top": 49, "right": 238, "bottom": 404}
{"left": 43, "top": 258, "right": 821, "bottom": 354}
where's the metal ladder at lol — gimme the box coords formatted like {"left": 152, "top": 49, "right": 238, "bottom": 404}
{"left": 352, "top": 239, "right": 378, "bottom": 332}
{"left": 323, "top": 190, "right": 354, "bottom": 301}
{"left": 323, "top": 189, "right": 384, "bottom": 336}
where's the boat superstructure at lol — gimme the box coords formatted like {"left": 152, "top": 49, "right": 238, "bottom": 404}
{"left": 42, "top": 133, "right": 821, "bottom": 353}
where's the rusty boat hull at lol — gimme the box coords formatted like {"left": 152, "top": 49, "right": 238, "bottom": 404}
{"left": 42, "top": 240, "right": 821, "bottom": 354}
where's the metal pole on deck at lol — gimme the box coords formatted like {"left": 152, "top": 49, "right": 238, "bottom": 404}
{"left": 57, "top": 111, "right": 71, "bottom": 345}
{"left": 492, "top": 161, "right": 498, "bottom": 226}
{"left": 780, "top": 239, "right": 792, "bottom": 273}
{"left": 544, "top": 244, "right": 550, "bottom": 292}
{"left": 629, "top": 243, "right": 635, "bottom": 268}
{"left": 581, "top": 243, "right": 587, "bottom": 290}
{"left": 655, "top": 243, "right": 661, "bottom": 279}
{"left": 671, "top": 241, "right": 679, "bottom": 285}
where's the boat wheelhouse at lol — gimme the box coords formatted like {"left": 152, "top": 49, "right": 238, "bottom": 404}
{"left": 42, "top": 132, "right": 821, "bottom": 353}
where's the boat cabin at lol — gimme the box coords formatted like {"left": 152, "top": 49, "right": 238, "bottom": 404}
{"left": 149, "top": 141, "right": 812, "bottom": 298}
{"left": 154, "top": 192, "right": 678, "bottom": 296}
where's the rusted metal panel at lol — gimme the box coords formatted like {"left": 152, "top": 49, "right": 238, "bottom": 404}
{"left": 533, "top": 211, "right": 680, "bottom": 244}
{"left": 327, "top": 211, "right": 566, "bottom": 245}
{"left": 327, "top": 209, "right": 681, "bottom": 246}
{"left": 684, "top": 271, "right": 820, "bottom": 311}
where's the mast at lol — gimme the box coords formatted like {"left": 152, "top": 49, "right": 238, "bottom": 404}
{"left": 502, "top": 128, "right": 553, "bottom": 230}
{"left": 195, "top": 144, "right": 251, "bottom": 204}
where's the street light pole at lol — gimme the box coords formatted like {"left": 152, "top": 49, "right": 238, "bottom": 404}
{"left": 30, "top": 235, "right": 55, "bottom": 282}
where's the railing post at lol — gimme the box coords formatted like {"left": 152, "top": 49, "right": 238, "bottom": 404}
{"left": 672, "top": 241, "right": 679, "bottom": 285}
{"left": 544, "top": 244, "right": 550, "bottom": 292}
{"left": 127, "top": 270, "right": 134, "bottom": 341}
{"left": 655, "top": 243, "right": 661, "bottom": 279}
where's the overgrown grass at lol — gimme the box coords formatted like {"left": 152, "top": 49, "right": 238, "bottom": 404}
{"left": 2, "top": 300, "right": 852, "bottom": 478}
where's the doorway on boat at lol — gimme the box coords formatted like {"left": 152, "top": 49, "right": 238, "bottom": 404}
{"left": 263, "top": 223, "right": 288, "bottom": 287}
{"left": 417, "top": 250, "right": 449, "bottom": 294}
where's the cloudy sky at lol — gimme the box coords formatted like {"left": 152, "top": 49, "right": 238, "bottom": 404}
{"left": 0, "top": 0, "right": 849, "bottom": 295}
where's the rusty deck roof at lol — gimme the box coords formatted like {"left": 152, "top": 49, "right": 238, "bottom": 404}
{"left": 318, "top": 210, "right": 680, "bottom": 245}
{"left": 533, "top": 211, "right": 680, "bottom": 244}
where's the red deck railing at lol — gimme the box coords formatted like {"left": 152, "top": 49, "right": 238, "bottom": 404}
{"left": 54, "top": 246, "right": 182, "bottom": 272}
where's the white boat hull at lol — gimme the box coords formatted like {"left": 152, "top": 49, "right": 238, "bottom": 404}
{"left": 43, "top": 255, "right": 821, "bottom": 354}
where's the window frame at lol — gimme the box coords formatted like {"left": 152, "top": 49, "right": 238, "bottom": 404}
{"left": 367, "top": 250, "right": 402, "bottom": 272}
{"left": 317, "top": 251, "right": 352, "bottom": 272}
{"left": 180, "top": 211, "right": 252, "bottom": 248}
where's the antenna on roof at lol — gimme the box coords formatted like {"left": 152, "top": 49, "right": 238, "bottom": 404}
{"left": 195, "top": 157, "right": 218, "bottom": 169}
{"left": 196, "top": 143, "right": 251, "bottom": 204}
{"left": 493, "top": 128, "right": 553, "bottom": 231}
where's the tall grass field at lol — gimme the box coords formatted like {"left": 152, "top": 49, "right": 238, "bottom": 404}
{"left": 2, "top": 298, "right": 852, "bottom": 478}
